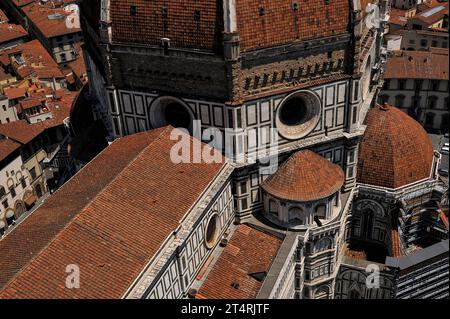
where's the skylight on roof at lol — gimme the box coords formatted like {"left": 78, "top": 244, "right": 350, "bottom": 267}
{"left": 421, "top": 6, "right": 445, "bottom": 18}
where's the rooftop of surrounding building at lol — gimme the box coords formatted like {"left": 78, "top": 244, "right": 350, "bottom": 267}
{"left": 2, "top": 86, "right": 26, "bottom": 100}
{"left": 0, "top": 138, "right": 21, "bottom": 162}
{"left": 21, "top": 0, "right": 81, "bottom": 38}
{"left": 0, "top": 126, "right": 227, "bottom": 298}
{"left": 196, "top": 224, "right": 283, "bottom": 299}
{"left": 0, "top": 39, "right": 64, "bottom": 80}
{"left": 389, "top": 7, "right": 410, "bottom": 26}
{"left": 413, "top": 1, "right": 449, "bottom": 25}
{"left": 0, "top": 9, "right": 9, "bottom": 24}
{"left": 357, "top": 103, "right": 434, "bottom": 189}
{"left": 0, "top": 89, "right": 76, "bottom": 144}
{"left": 66, "top": 43, "right": 87, "bottom": 83}
{"left": 0, "top": 24, "right": 28, "bottom": 45}
{"left": 261, "top": 150, "right": 345, "bottom": 202}
{"left": 384, "top": 49, "right": 449, "bottom": 80}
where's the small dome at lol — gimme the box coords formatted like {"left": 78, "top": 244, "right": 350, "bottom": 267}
{"left": 261, "top": 150, "right": 345, "bottom": 202}
{"left": 357, "top": 104, "right": 434, "bottom": 189}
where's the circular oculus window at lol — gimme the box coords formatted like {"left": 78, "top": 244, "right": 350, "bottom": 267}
{"left": 149, "top": 96, "right": 194, "bottom": 131}
{"left": 204, "top": 214, "right": 220, "bottom": 249}
{"left": 275, "top": 91, "right": 321, "bottom": 140}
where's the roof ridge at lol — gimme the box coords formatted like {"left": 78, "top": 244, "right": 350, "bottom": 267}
{"left": 1, "top": 127, "right": 171, "bottom": 290}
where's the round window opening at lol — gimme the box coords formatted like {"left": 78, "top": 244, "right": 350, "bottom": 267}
{"left": 205, "top": 214, "right": 220, "bottom": 249}
{"left": 279, "top": 97, "right": 308, "bottom": 126}
{"left": 164, "top": 102, "right": 192, "bottom": 129}
{"left": 149, "top": 96, "right": 194, "bottom": 131}
{"left": 276, "top": 91, "right": 321, "bottom": 140}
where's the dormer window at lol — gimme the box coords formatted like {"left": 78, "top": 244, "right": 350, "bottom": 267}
{"left": 130, "top": 5, "right": 137, "bottom": 16}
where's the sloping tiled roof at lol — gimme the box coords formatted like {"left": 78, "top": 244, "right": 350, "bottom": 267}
{"left": 0, "top": 9, "right": 9, "bottom": 23}
{"left": 357, "top": 104, "right": 434, "bottom": 189}
{"left": 261, "top": 150, "right": 345, "bottom": 202}
{"left": 0, "top": 24, "right": 28, "bottom": 44}
{"left": 0, "top": 138, "right": 20, "bottom": 162}
{"left": 385, "top": 50, "right": 449, "bottom": 80}
{"left": 22, "top": 1, "right": 81, "bottom": 38}
{"left": 3, "top": 39, "right": 64, "bottom": 80}
{"left": 0, "top": 90, "right": 76, "bottom": 144}
{"left": 110, "top": 0, "right": 223, "bottom": 51}
{"left": 0, "top": 126, "right": 226, "bottom": 298}
{"left": 413, "top": 2, "right": 448, "bottom": 25}
{"left": 109, "top": 0, "right": 350, "bottom": 52}
{"left": 2, "top": 87, "right": 26, "bottom": 100}
{"left": 197, "top": 224, "right": 283, "bottom": 299}
{"left": 235, "top": 0, "right": 350, "bottom": 51}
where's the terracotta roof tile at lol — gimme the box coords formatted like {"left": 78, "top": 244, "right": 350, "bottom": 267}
{"left": 2, "top": 40, "right": 64, "bottom": 80}
{"left": 391, "top": 230, "right": 402, "bottom": 257}
{"left": 385, "top": 50, "right": 449, "bottom": 81}
{"left": 197, "top": 224, "right": 283, "bottom": 299}
{"left": 109, "top": 0, "right": 351, "bottom": 52}
{"left": 0, "top": 9, "right": 9, "bottom": 23}
{"left": 357, "top": 104, "right": 434, "bottom": 189}
{"left": 261, "top": 150, "right": 345, "bottom": 202}
{"left": 2, "top": 87, "right": 26, "bottom": 100}
{"left": 236, "top": 0, "right": 350, "bottom": 52}
{"left": 110, "top": 0, "right": 223, "bottom": 51}
{"left": 0, "top": 24, "right": 27, "bottom": 44}
{"left": 0, "top": 90, "right": 76, "bottom": 144}
{"left": 0, "top": 138, "right": 21, "bottom": 162}
{"left": 22, "top": 1, "right": 81, "bottom": 38}
{"left": 0, "top": 127, "right": 225, "bottom": 298}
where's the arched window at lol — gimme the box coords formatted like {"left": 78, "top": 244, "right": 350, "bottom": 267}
{"left": 349, "top": 289, "right": 361, "bottom": 299}
{"left": 269, "top": 200, "right": 278, "bottom": 216}
{"left": 378, "top": 95, "right": 389, "bottom": 104}
{"left": 288, "top": 207, "right": 304, "bottom": 225}
{"left": 394, "top": 95, "right": 405, "bottom": 108}
{"left": 316, "top": 237, "right": 333, "bottom": 251}
{"left": 315, "top": 204, "right": 327, "bottom": 219}
{"left": 425, "top": 113, "right": 435, "bottom": 128}
{"left": 427, "top": 96, "right": 438, "bottom": 109}
{"left": 362, "top": 208, "right": 375, "bottom": 240}
{"left": 0, "top": 186, "right": 6, "bottom": 199}
{"left": 314, "top": 286, "right": 330, "bottom": 299}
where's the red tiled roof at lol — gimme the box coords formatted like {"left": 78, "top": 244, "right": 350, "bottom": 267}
{"left": 235, "top": 0, "right": 350, "bottom": 51}
{"left": 0, "top": 139, "right": 21, "bottom": 162}
{"left": 261, "top": 150, "right": 345, "bottom": 202}
{"left": 11, "top": 0, "right": 34, "bottom": 7}
{"left": 391, "top": 230, "right": 402, "bottom": 257}
{"left": 0, "top": 9, "right": 10, "bottom": 24}
{"left": 413, "top": 2, "right": 448, "bottom": 25}
{"left": 0, "top": 120, "right": 46, "bottom": 144}
{"left": 3, "top": 39, "right": 64, "bottom": 80}
{"left": 109, "top": 0, "right": 350, "bottom": 52}
{"left": 22, "top": 1, "right": 81, "bottom": 38}
{"left": 385, "top": 50, "right": 448, "bottom": 80}
{"left": 0, "top": 90, "right": 76, "bottom": 144}
{"left": 0, "top": 126, "right": 226, "bottom": 298}
{"left": 357, "top": 104, "right": 434, "bottom": 189}
{"left": 0, "top": 24, "right": 28, "bottom": 45}
{"left": 3, "top": 86, "right": 26, "bottom": 100}
{"left": 197, "top": 224, "right": 283, "bottom": 299}
{"left": 389, "top": 8, "right": 409, "bottom": 26}
{"left": 19, "top": 97, "right": 43, "bottom": 110}
{"left": 110, "top": 0, "right": 223, "bottom": 51}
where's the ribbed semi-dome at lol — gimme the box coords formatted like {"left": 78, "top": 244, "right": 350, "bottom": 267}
{"left": 357, "top": 103, "right": 434, "bottom": 189}
{"left": 261, "top": 150, "right": 345, "bottom": 202}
